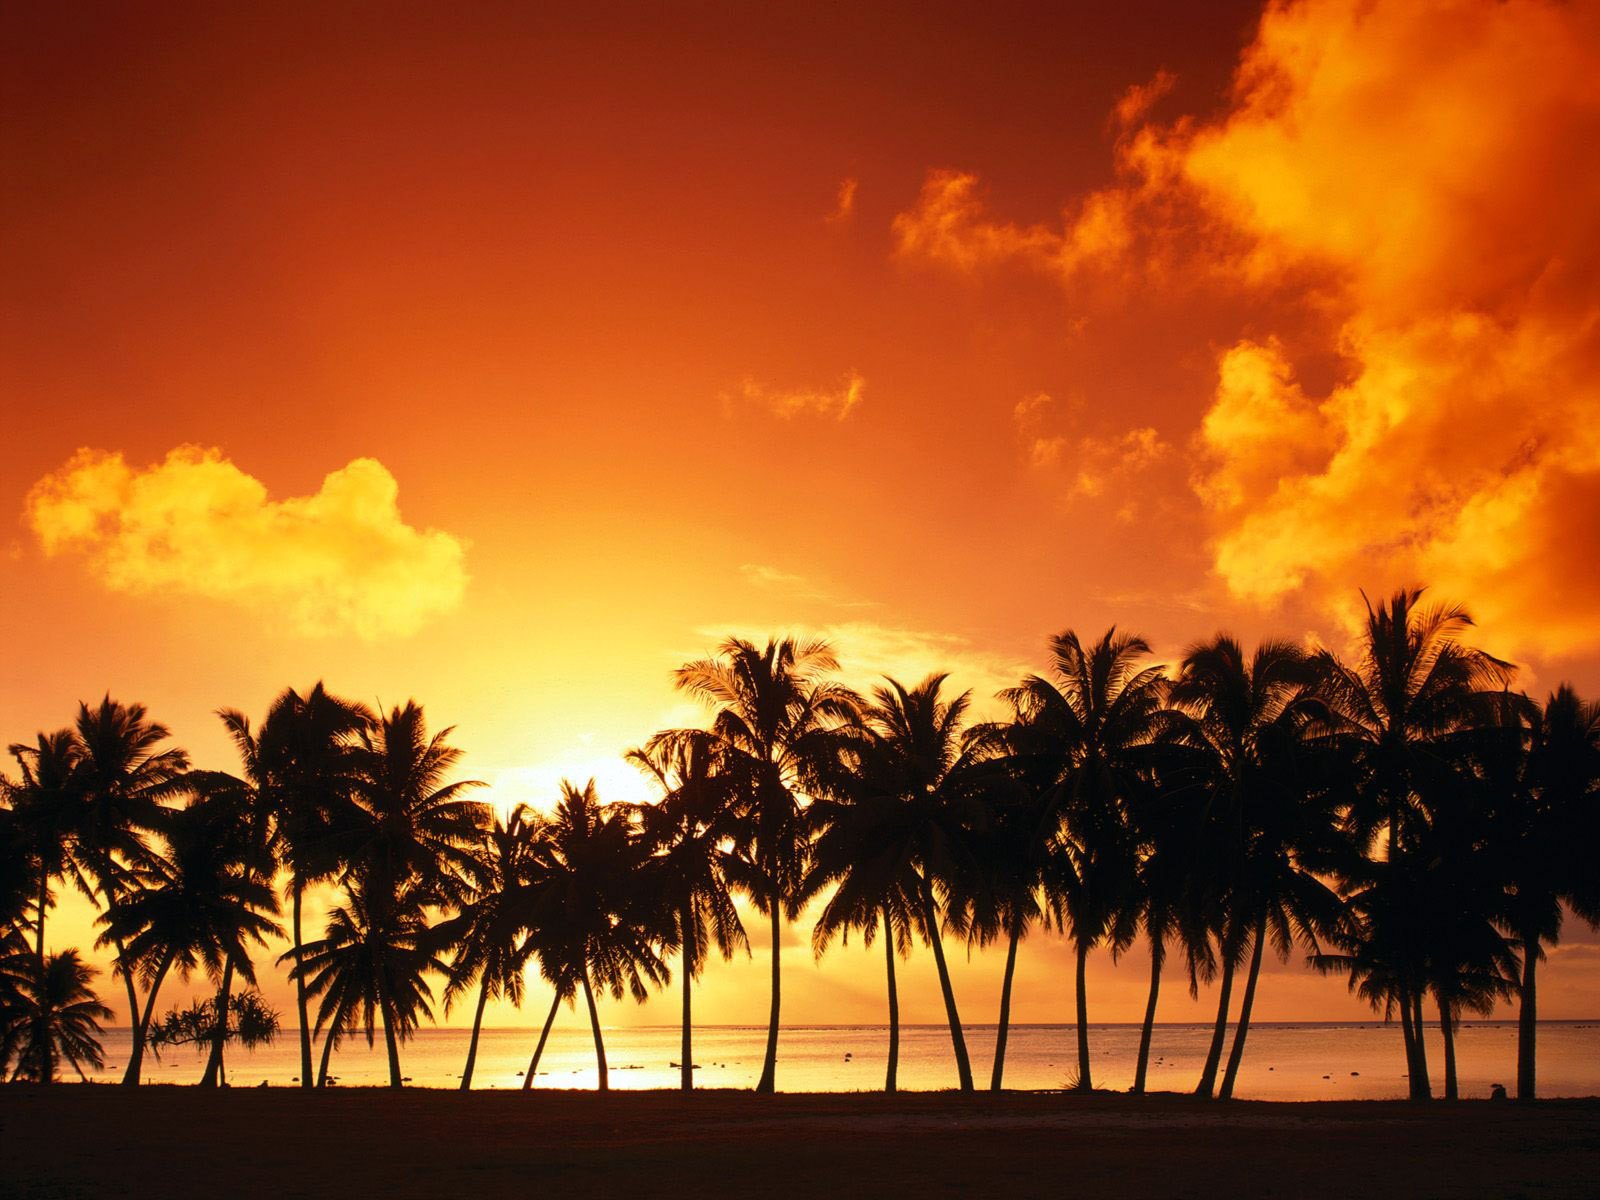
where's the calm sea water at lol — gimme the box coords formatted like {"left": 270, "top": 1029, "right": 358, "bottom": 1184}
{"left": 87, "top": 1021, "right": 1600, "bottom": 1100}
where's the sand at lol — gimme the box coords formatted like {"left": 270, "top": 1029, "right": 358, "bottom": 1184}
{"left": 2, "top": 1086, "right": 1597, "bottom": 1198}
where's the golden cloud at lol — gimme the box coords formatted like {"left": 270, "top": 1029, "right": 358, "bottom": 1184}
{"left": 897, "top": 0, "right": 1600, "bottom": 658}
{"left": 1013, "top": 392, "right": 1170, "bottom": 509}
{"left": 726, "top": 371, "right": 865, "bottom": 420}
{"left": 26, "top": 446, "right": 469, "bottom": 638}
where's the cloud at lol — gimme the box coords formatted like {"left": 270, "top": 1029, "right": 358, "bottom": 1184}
{"left": 725, "top": 371, "right": 865, "bottom": 420}
{"left": 895, "top": 0, "right": 1600, "bottom": 658}
{"left": 26, "top": 446, "right": 468, "bottom": 638}
{"left": 827, "top": 177, "right": 859, "bottom": 224}
{"left": 739, "top": 562, "right": 879, "bottom": 611}
{"left": 1012, "top": 392, "right": 1170, "bottom": 509}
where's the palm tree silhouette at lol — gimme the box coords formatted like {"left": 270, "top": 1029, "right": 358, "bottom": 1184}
{"left": 1002, "top": 629, "right": 1166, "bottom": 1091}
{"left": 1315, "top": 589, "right": 1510, "bottom": 1100}
{"left": 431, "top": 803, "right": 545, "bottom": 1090}
{"left": 673, "top": 636, "right": 858, "bottom": 1093}
{"left": 4, "top": 949, "right": 113, "bottom": 1083}
{"left": 222, "top": 683, "right": 372, "bottom": 1089}
{"left": 6, "top": 730, "right": 82, "bottom": 967}
{"left": 629, "top": 730, "right": 748, "bottom": 1091}
{"left": 523, "top": 780, "right": 669, "bottom": 1091}
{"left": 1172, "top": 636, "right": 1344, "bottom": 1099}
{"left": 101, "top": 785, "right": 281, "bottom": 1085}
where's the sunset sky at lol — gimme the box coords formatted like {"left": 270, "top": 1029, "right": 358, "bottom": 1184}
{"left": 4, "top": 0, "right": 1599, "bottom": 1031}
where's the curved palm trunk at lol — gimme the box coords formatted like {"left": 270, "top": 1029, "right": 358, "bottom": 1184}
{"left": 1133, "top": 933, "right": 1164, "bottom": 1095}
{"left": 123, "top": 946, "right": 177, "bottom": 1086}
{"left": 581, "top": 971, "right": 608, "bottom": 1092}
{"left": 381, "top": 997, "right": 403, "bottom": 1089}
{"left": 200, "top": 958, "right": 236, "bottom": 1087}
{"left": 1517, "top": 935, "right": 1537, "bottom": 1100}
{"left": 522, "top": 990, "right": 563, "bottom": 1090}
{"left": 756, "top": 903, "right": 782, "bottom": 1094}
{"left": 883, "top": 906, "right": 900, "bottom": 1093}
{"left": 317, "top": 1019, "right": 338, "bottom": 1087}
{"left": 1398, "top": 985, "right": 1421, "bottom": 1094}
{"left": 922, "top": 880, "right": 973, "bottom": 1092}
{"left": 1195, "top": 945, "right": 1236, "bottom": 1099}
{"left": 1218, "top": 913, "right": 1267, "bottom": 1101}
{"left": 990, "top": 919, "right": 1022, "bottom": 1092}
{"left": 1073, "top": 938, "right": 1092, "bottom": 1091}
{"left": 292, "top": 880, "right": 314, "bottom": 1089}
{"left": 681, "top": 901, "right": 695, "bottom": 1093}
{"left": 460, "top": 976, "right": 493, "bottom": 1091}
{"left": 93, "top": 869, "right": 143, "bottom": 1087}
{"left": 1438, "top": 994, "right": 1458, "bottom": 1101}
{"left": 1410, "top": 990, "right": 1431, "bottom": 1100}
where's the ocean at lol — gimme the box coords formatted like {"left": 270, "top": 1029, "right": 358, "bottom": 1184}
{"left": 85, "top": 1020, "right": 1600, "bottom": 1099}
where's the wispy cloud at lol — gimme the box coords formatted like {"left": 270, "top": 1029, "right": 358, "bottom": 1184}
{"left": 26, "top": 446, "right": 468, "bottom": 639}
{"left": 1012, "top": 392, "right": 1170, "bottom": 513}
{"left": 827, "top": 177, "right": 859, "bottom": 224}
{"left": 724, "top": 371, "right": 866, "bottom": 421}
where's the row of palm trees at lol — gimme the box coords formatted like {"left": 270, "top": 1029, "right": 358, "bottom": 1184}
{"left": 2, "top": 588, "right": 1596, "bottom": 1099}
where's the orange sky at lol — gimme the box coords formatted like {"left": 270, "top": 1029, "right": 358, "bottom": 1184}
{"left": 4, "top": 0, "right": 1599, "bottom": 1030}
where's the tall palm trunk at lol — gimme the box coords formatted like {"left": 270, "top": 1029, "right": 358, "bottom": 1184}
{"left": 990, "top": 918, "right": 1021, "bottom": 1092}
{"left": 292, "top": 879, "right": 314, "bottom": 1089}
{"left": 680, "top": 901, "right": 695, "bottom": 1092}
{"left": 1438, "top": 994, "right": 1458, "bottom": 1101}
{"left": 317, "top": 1015, "right": 339, "bottom": 1086}
{"left": 581, "top": 971, "right": 608, "bottom": 1091}
{"left": 1398, "top": 983, "right": 1421, "bottom": 1094}
{"left": 381, "top": 996, "right": 403, "bottom": 1088}
{"left": 1219, "top": 912, "right": 1267, "bottom": 1100}
{"left": 1073, "top": 938, "right": 1092, "bottom": 1091}
{"left": 1133, "top": 932, "right": 1163, "bottom": 1095}
{"left": 200, "top": 958, "right": 236, "bottom": 1087}
{"left": 1195, "top": 942, "right": 1236, "bottom": 1098}
{"left": 124, "top": 945, "right": 178, "bottom": 1086}
{"left": 883, "top": 905, "right": 900, "bottom": 1093}
{"left": 1409, "top": 989, "right": 1431, "bottom": 1100}
{"left": 35, "top": 873, "right": 48, "bottom": 965}
{"left": 922, "top": 879, "right": 973, "bottom": 1092}
{"left": 522, "top": 989, "right": 563, "bottom": 1090}
{"left": 1517, "top": 934, "right": 1537, "bottom": 1100}
{"left": 460, "top": 975, "right": 492, "bottom": 1091}
{"left": 756, "top": 902, "right": 781, "bottom": 1094}
{"left": 93, "top": 868, "right": 143, "bottom": 1086}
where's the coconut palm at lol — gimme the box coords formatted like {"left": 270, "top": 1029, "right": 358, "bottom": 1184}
{"left": 522, "top": 780, "right": 670, "bottom": 1091}
{"left": 4, "top": 949, "right": 113, "bottom": 1083}
{"left": 1314, "top": 589, "right": 1511, "bottom": 1099}
{"left": 102, "top": 787, "right": 281, "bottom": 1085}
{"left": 6, "top": 731, "right": 81, "bottom": 965}
{"left": 292, "top": 877, "right": 445, "bottom": 1088}
{"left": 629, "top": 730, "right": 748, "bottom": 1091}
{"left": 430, "top": 803, "right": 546, "bottom": 1090}
{"left": 221, "top": 683, "right": 372, "bottom": 1089}
{"left": 70, "top": 697, "right": 190, "bottom": 1085}
{"left": 1171, "top": 636, "right": 1345, "bottom": 1100}
{"left": 1001, "top": 629, "right": 1169, "bottom": 1092}
{"left": 672, "top": 636, "right": 859, "bottom": 1092}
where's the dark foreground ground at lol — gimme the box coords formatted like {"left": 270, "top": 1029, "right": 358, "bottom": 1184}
{"left": 3, "top": 1087, "right": 1598, "bottom": 1199}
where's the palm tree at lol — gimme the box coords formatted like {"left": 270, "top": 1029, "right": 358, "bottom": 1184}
{"left": 6, "top": 730, "right": 81, "bottom": 965}
{"left": 431, "top": 803, "right": 545, "bottom": 1090}
{"left": 293, "top": 877, "right": 445, "bottom": 1088}
{"left": 221, "top": 683, "right": 372, "bottom": 1089}
{"left": 1315, "top": 588, "right": 1511, "bottom": 1100}
{"left": 71, "top": 697, "right": 190, "bottom": 1085}
{"left": 4, "top": 950, "right": 113, "bottom": 1083}
{"left": 629, "top": 730, "right": 748, "bottom": 1091}
{"left": 1171, "top": 636, "right": 1345, "bottom": 1100}
{"left": 672, "top": 636, "right": 859, "bottom": 1092}
{"left": 102, "top": 788, "right": 281, "bottom": 1085}
{"left": 1001, "top": 629, "right": 1168, "bottom": 1092}
{"left": 523, "top": 780, "right": 670, "bottom": 1091}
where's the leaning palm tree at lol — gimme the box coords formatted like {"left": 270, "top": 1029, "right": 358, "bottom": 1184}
{"left": 672, "top": 636, "right": 859, "bottom": 1092}
{"left": 1002, "top": 629, "right": 1168, "bottom": 1091}
{"left": 523, "top": 780, "right": 670, "bottom": 1091}
{"left": 1171, "top": 636, "right": 1345, "bottom": 1100}
{"left": 430, "top": 803, "right": 545, "bottom": 1090}
{"left": 629, "top": 730, "right": 748, "bottom": 1091}
{"left": 221, "top": 683, "right": 372, "bottom": 1089}
{"left": 292, "top": 877, "right": 445, "bottom": 1088}
{"left": 4, "top": 949, "right": 113, "bottom": 1083}
{"left": 70, "top": 697, "right": 190, "bottom": 1085}
{"left": 101, "top": 788, "right": 282, "bottom": 1085}
{"left": 1314, "top": 588, "right": 1511, "bottom": 1100}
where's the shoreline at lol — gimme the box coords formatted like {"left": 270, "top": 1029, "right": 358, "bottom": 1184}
{"left": 5, "top": 1087, "right": 1597, "bottom": 1198}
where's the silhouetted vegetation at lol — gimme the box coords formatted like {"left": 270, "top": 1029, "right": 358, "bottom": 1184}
{"left": 2, "top": 589, "right": 1597, "bottom": 1099}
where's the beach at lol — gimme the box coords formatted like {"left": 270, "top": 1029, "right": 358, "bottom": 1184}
{"left": 3, "top": 1086, "right": 1597, "bottom": 1199}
